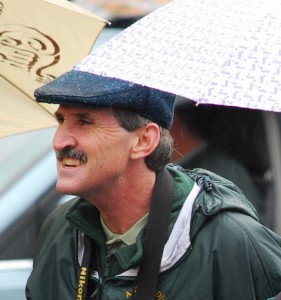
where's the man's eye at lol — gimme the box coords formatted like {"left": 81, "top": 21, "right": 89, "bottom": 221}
{"left": 56, "top": 116, "right": 64, "bottom": 124}
{"left": 79, "top": 119, "right": 92, "bottom": 125}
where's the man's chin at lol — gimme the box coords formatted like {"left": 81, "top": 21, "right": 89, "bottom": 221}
{"left": 56, "top": 182, "right": 77, "bottom": 196}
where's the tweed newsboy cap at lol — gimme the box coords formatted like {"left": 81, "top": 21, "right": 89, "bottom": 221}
{"left": 34, "top": 70, "right": 176, "bottom": 129}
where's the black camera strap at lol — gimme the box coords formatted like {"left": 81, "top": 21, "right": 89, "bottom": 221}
{"left": 134, "top": 168, "right": 175, "bottom": 300}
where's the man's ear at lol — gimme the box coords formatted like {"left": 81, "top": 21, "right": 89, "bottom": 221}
{"left": 130, "top": 123, "right": 160, "bottom": 160}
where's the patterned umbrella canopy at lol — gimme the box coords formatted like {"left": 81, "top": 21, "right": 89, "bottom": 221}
{"left": 73, "top": 0, "right": 281, "bottom": 112}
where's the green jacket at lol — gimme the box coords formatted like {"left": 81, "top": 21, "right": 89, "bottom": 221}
{"left": 26, "top": 165, "right": 281, "bottom": 299}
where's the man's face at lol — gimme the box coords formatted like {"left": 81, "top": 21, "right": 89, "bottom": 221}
{"left": 53, "top": 105, "right": 135, "bottom": 199}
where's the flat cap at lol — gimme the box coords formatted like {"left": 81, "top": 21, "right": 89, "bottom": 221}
{"left": 34, "top": 70, "right": 176, "bottom": 129}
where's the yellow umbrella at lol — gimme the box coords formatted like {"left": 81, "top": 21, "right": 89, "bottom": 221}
{"left": 0, "top": 0, "right": 107, "bottom": 137}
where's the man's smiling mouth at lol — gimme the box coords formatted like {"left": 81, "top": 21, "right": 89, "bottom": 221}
{"left": 57, "top": 148, "right": 88, "bottom": 167}
{"left": 63, "top": 158, "right": 85, "bottom": 167}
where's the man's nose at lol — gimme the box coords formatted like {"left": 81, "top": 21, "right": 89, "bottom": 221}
{"left": 53, "top": 126, "right": 77, "bottom": 152}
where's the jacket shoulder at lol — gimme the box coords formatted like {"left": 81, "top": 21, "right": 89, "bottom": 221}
{"left": 42, "top": 198, "right": 77, "bottom": 228}
{"left": 34, "top": 198, "right": 78, "bottom": 253}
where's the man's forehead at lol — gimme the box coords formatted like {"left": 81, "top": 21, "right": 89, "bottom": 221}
{"left": 54, "top": 105, "right": 115, "bottom": 119}
{"left": 55, "top": 104, "right": 106, "bottom": 114}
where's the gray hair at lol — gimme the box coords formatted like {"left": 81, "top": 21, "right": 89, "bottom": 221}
{"left": 113, "top": 108, "right": 173, "bottom": 171}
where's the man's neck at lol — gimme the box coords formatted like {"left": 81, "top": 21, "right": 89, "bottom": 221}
{"left": 87, "top": 167, "right": 156, "bottom": 234}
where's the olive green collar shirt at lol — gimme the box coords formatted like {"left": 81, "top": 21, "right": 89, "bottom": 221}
{"left": 100, "top": 214, "right": 148, "bottom": 254}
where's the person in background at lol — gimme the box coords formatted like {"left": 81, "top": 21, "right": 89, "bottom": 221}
{"left": 170, "top": 97, "right": 265, "bottom": 223}
{"left": 26, "top": 69, "right": 281, "bottom": 299}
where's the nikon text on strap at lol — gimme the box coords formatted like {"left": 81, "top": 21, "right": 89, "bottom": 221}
{"left": 76, "top": 235, "right": 92, "bottom": 300}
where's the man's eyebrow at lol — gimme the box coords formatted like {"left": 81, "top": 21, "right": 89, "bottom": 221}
{"left": 76, "top": 112, "right": 91, "bottom": 118}
{"left": 54, "top": 111, "right": 92, "bottom": 119}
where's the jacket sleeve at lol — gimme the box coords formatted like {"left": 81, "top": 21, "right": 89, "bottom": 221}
{"left": 25, "top": 199, "right": 78, "bottom": 300}
{"left": 216, "top": 211, "right": 281, "bottom": 299}
{"left": 190, "top": 208, "right": 281, "bottom": 300}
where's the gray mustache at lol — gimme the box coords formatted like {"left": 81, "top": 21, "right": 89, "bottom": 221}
{"left": 56, "top": 148, "right": 87, "bottom": 163}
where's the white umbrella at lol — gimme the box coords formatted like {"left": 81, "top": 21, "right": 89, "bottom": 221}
{"left": 0, "top": 0, "right": 107, "bottom": 137}
{"left": 73, "top": 0, "right": 281, "bottom": 112}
